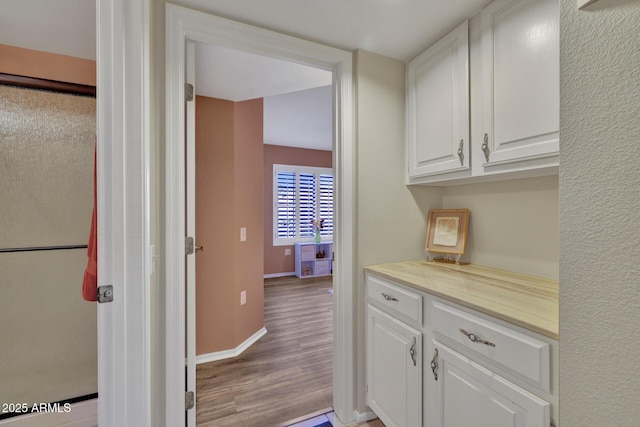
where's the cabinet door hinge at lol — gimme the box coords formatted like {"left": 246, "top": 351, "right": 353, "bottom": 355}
{"left": 97, "top": 285, "right": 113, "bottom": 303}
{"left": 185, "top": 83, "right": 194, "bottom": 102}
{"left": 185, "top": 391, "right": 195, "bottom": 410}
{"left": 185, "top": 236, "right": 194, "bottom": 255}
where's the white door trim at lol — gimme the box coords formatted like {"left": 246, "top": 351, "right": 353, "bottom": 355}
{"left": 165, "top": 4, "right": 355, "bottom": 425}
{"left": 97, "top": 0, "right": 152, "bottom": 426}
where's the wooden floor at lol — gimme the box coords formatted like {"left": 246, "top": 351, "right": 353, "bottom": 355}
{"left": 196, "top": 275, "right": 333, "bottom": 426}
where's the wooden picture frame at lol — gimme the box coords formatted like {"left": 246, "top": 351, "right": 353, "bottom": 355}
{"left": 425, "top": 209, "right": 469, "bottom": 255}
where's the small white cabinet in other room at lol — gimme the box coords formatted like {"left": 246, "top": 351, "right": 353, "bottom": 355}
{"left": 407, "top": 20, "right": 470, "bottom": 180}
{"left": 294, "top": 242, "right": 332, "bottom": 278}
{"left": 427, "top": 341, "right": 550, "bottom": 427}
{"left": 480, "top": 0, "right": 559, "bottom": 173}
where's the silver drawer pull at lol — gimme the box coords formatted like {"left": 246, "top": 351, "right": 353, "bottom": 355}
{"left": 459, "top": 328, "right": 496, "bottom": 347}
{"left": 409, "top": 337, "right": 417, "bottom": 366}
{"left": 381, "top": 292, "right": 399, "bottom": 302}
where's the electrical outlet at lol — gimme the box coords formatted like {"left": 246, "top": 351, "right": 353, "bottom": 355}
{"left": 240, "top": 227, "right": 246, "bottom": 242}
{"left": 285, "top": 248, "right": 291, "bottom": 256}
{"left": 240, "top": 290, "right": 246, "bottom": 305}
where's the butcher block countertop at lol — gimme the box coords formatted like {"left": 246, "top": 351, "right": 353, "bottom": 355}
{"left": 364, "top": 260, "right": 559, "bottom": 340}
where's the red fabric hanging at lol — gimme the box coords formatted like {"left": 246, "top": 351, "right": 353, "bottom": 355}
{"left": 82, "top": 146, "right": 98, "bottom": 302}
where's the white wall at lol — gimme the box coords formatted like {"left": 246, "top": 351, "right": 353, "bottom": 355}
{"left": 443, "top": 176, "right": 559, "bottom": 279}
{"left": 559, "top": 0, "right": 640, "bottom": 425}
{"left": 353, "top": 49, "right": 442, "bottom": 413}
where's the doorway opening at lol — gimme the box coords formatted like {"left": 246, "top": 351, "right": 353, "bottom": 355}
{"left": 191, "top": 42, "right": 335, "bottom": 425}
{"left": 165, "top": 4, "right": 355, "bottom": 426}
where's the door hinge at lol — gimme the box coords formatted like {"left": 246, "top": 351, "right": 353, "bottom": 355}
{"left": 185, "top": 236, "right": 194, "bottom": 255}
{"left": 185, "top": 391, "right": 195, "bottom": 410}
{"left": 185, "top": 83, "right": 194, "bottom": 102}
{"left": 97, "top": 285, "right": 113, "bottom": 303}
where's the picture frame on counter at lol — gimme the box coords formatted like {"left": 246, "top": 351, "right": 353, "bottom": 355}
{"left": 426, "top": 209, "right": 469, "bottom": 255}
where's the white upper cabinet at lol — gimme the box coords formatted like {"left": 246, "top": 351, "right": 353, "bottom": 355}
{"left": 406, "top": 0, "right": 559, "bottom": 185}
{"left": 407, "top": 21, "right": 470, "bottom": 181}
{"left": 480, "top": 0, "right": 559, "bottom": 173}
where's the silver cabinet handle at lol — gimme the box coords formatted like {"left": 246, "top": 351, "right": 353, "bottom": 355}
{"left": 409, "top": 337, "right": 417, "bottom": 367}
{"left": 459, "top": 328, "right": 496, "bottom": 347}
{"left": 430, "top": 348, "right": 438, "bottom": 381}
{"left": 457, "top": 139, "right": 464, "bottom": 166}
{"left": 481, "top": 133, "right": 490, "bottom": 162}
{"left": 195, "top": 245, "right": 204, "bottom": 253}
{"left": 381, "top": 292, "right": 398, "bottom": 302}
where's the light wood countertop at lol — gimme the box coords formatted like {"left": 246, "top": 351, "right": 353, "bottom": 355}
{"left": 364, "top": 261, "right": 559, "bottom": 339}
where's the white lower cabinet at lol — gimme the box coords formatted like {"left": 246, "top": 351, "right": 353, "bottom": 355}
{"left": 365, "top": 271, "right": 557, "bottom": 427}
{"left": 426, "top": 341, "right": 550, "bottom": 427}
{"left": 367, "top": 305, "right": 423, "bottom": 427}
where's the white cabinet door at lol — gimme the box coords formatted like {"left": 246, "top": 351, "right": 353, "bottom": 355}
{"left": 480, "top": 0, "right": 559, "bottom": 170}
{"left": 427, "top": 341, "right": 550, "bottom": 427}
{"left": 407, "top": 20, "right": 469, "bottom": 180}
{"left": 367, "top": 305, "right": 422, "bottom": 427}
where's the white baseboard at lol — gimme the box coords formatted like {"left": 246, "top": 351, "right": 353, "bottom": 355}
{"left": 354, "top": 408, "right": 377, "bottom": 423}
{"left": 196, "top": 327, "right": 267, "bottom": 364}
{"left": 263, "top": 272, "right": 295, "bottom": 278}
{"left": 0, "top": 399, "right": 97, "bottom": 427}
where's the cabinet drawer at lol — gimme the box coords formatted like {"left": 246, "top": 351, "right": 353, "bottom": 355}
{"left": 367, "top": 275, "right": 422, "bottom": 325}
{"left": 315, "top": 259, "right": 331, "bottom": 275}
{"left": 299, "top": 244, "right": 316, "bottom": 261}
{"left": 432, "top": 301, "right": 550, "bottom": 392}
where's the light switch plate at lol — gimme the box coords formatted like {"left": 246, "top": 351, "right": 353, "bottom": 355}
{"left": 240, "top": 227, "right": 246, "bottom": 242}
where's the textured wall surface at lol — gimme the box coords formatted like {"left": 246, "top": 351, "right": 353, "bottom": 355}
{"left": 559, "top": 0, "right": 640, "bottom": 425}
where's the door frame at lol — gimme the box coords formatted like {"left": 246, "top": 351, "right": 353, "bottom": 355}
{"left": 96, "top": 0, "right": 152, "bottom": 426}
{"left": 165, "top": 4, "right": 355, "bottom": 425}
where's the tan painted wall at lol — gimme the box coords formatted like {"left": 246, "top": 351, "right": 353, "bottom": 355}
{"left": 195, "top": 96, "right": 265, "bottom": 355}
{"left": 233, "top": 99, "right": 265, "bottom": 342}
{"left": 559, "top": 0, "right": 640, "bottom": 424}
{"left": 263, "top": 144, "right": 332, "bottom": 275}
{"left": 195, "top": 96, "right": 237, "bottom": 354}
{"left": 0, "top": 44, "right": 96, "bottom": 86}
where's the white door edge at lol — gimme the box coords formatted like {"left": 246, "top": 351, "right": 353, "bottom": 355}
{"left": 185, "top": 40, "right": 197, "bottom": 427}
{"left": 97, "top": 0, "right": 152, "bottom": 426}
{"left": 165, "top": 4, "right": 355, "bottom": 425}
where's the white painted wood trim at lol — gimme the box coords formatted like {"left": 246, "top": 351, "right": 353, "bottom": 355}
{"left": 0, "top": 399, "right": 97, "bottom": 427}
{"left": 353, "top": 409, "right": 378, "bottom": 423}
{"left": 332, "top": 53, "right": 356, "bottom": 425}
{"left": 196, "top": 327, "right": 268, "bottom": 364}
{"left": 185, "top": 41, "right": 197, "bottom": 427}
{"left": 97, "top": 0, "right": 151, "bottom": 426}
{"left": 264, "top": 272, "right": 296, "bottom": 278}
{"left": 165, "top": 4, "right": 355, "bottom": 425}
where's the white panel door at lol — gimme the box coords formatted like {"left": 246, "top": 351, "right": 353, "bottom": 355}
{"left": 480, "top": 0, "right": 559, "bottom": 167}
{"left": 367, "top": 305, "right": 422, "bottom": 427}
{"left": 428, "top": 341, "right": 550, "bottom": 427}
{"left": 407, "top": 20, "right": 469, "bottom": 179}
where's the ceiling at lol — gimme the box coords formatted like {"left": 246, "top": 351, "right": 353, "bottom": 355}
{"left": 195, "top": 43, "right": 332, "bottom": 102}
{"left": 0, "top": 0, "right": 492, "bottom": 151}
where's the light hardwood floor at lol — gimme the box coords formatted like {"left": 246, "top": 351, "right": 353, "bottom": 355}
{"left": 196, "top": 275, "right": 333, "bottom": 426}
